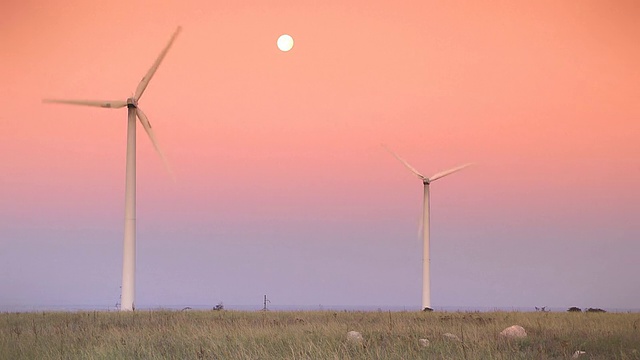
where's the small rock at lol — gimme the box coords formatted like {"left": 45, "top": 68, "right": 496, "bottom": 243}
{"left": 346, "top": 331, "right": 363, "bottom": 344}
{"left": 418, "top": 338, "right": 430, "bottom": 347}
{"left": 572, "top": 350, "right": 586, "bottom": 358}
{"left": 499, "top": 325, "right": 527, "bottom": 339}
{"left": 442, "top": 333, "right": 461, "bottom": 341}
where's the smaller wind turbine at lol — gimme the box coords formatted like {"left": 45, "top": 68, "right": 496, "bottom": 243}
{"left": 384, "top": 145, "right": 471, "bottom": 311}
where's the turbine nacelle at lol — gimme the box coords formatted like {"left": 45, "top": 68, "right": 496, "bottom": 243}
{"left": 126, "top": 97, "right": 138, "bottom": 108}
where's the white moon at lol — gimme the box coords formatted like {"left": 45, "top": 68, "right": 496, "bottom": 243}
{"left": 277, "top": 34, "right": 294, "bottom": 52}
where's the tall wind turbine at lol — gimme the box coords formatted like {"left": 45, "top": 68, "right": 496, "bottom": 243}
{"left": 43, "top": 27, "right": 182, "bottom": 311}
{"left": 384, "top": 146, "right": 471, "bottom": 311}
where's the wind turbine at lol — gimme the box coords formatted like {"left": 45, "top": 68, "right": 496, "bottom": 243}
{"left": 384, "top": 145, "right": 471, "bottom": 311}
{"left": 43, "top": 27, "right": 182, "bottom": 311}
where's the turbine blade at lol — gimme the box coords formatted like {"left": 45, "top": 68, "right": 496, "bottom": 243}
{"left": 136, "top": 108, "right": 175, "bottom": 181}
{"left": 381, "top": 144, "right": 426, "bottom": 180}
{"left": 42, "top": 99, "right": 128, "bottom": 109}
{"left": 428, "top": 163, "right": 472, "bottom": 182}
{"left": 134, "top": 26, "right": 182, "bottom": 101}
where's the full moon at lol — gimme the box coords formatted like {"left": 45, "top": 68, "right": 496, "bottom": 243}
{"left": 277, "top": 34, "right": 294, "bottom": 52}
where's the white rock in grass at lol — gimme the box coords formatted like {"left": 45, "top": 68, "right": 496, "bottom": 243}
{"left": 572, "top": 350, "right": 587, "bottom": 358}
{"left": 442, "top": 333, "right": 461, "bottom": 341}
{"left": 499, "top": 325, "right": 527, "bottom": 339}
{"left": 346, "top": 331, "right": 363, "bottom": 344}
{"left": 418, "top": 338, "right": 430, "bottom": 347}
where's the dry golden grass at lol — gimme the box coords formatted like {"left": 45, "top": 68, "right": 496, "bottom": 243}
{"left": 1, "top": 310, "right": 639, "bottom": 359}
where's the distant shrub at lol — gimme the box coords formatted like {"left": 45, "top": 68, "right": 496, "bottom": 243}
{"left": 567, "top": 307, "right": 582, "bottom": 312}
{"left": 586, "top": 308, "right": 606, "bottom": 313}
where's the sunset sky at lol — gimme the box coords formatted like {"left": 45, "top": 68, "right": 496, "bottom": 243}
{"left": 1, "top": 0, "right": 639, "bottom": 311}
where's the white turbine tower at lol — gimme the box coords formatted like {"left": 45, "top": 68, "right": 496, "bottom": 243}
{"left": 384, "top": 146, "right": 471, "bottom": 311}
{"left": 43, "top": 27, "right": 182, "bottom": 311}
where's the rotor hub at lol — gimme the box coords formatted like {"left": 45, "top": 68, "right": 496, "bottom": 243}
{"left": 126, "top": 97, "right": 138, "bottom": 108}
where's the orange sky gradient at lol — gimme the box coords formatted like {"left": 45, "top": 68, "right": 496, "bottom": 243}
{"left": 1, "top": 0, "right": 639, "bottom": 310}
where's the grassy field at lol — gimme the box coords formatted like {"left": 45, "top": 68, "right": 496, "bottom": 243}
{"left": 1, "top": 310, "right": 639, "bottom": 359}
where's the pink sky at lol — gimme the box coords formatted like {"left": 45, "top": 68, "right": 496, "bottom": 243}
{"left": 1, "top": 0, "right": 639, "bottom": 310}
